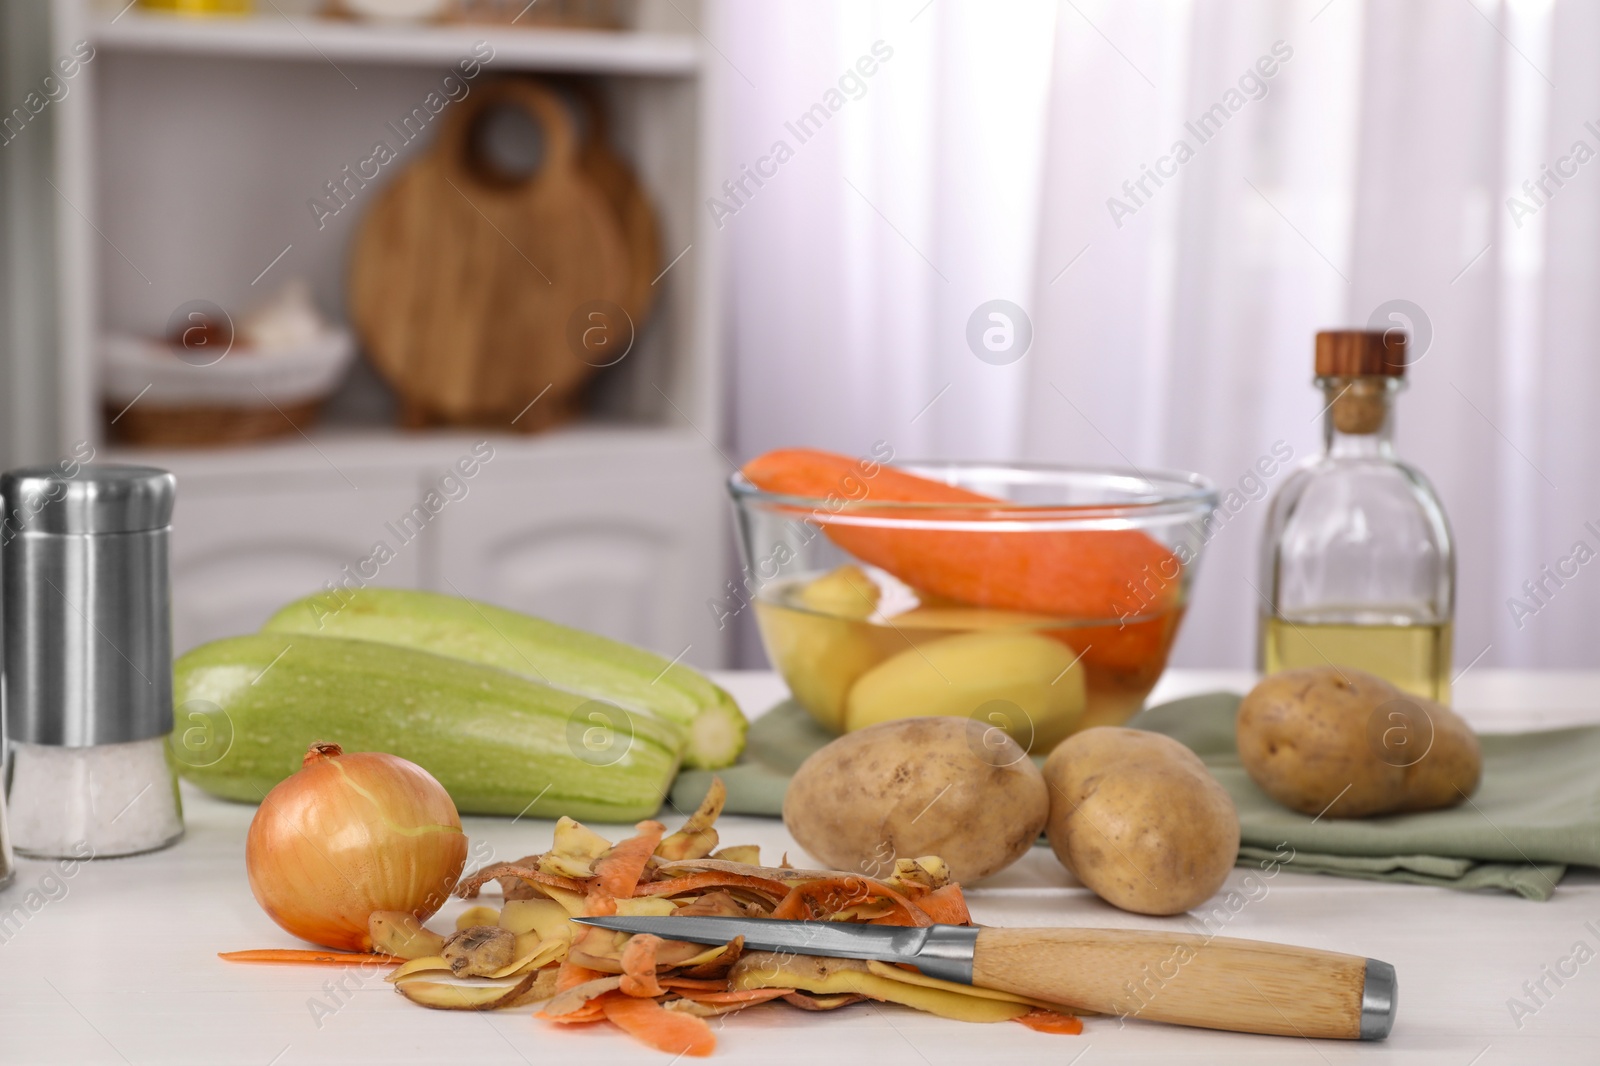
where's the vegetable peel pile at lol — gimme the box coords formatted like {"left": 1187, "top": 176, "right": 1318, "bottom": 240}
{"left": 225, "top": 778, "right": 1082, "bottom": 1056}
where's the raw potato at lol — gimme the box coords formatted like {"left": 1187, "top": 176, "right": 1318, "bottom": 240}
{"left": 797, "top": 565, "right": 880, "bottom": 619}
{"left": 756, "top": 566, "right": 901, "bottom": 731}
{"left": 756, "top": 603, "right": 898, "bottom": 731}
{"left": 783, "top": 717, "right": 1049, "bottom": 883}
{"left": 1237, "top": 666, "right": 1482, "bottom": 818}
{"left": 1044, "top": 728, "right": 1238, "bottom": 916}
{"left": 845, "top": 630, "right": 1087, "bottom": 752}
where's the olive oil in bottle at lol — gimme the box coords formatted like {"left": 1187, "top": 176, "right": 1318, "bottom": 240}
{"left": 1258, "top": 331, "right": 1456, "bottom": 701}
{"left": 1259, "top": 613, "right": 1452, "bottom": 702}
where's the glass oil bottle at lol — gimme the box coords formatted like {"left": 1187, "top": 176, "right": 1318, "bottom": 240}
{"left": 1258, "top": 330, "right": 1455, "bottom": 702}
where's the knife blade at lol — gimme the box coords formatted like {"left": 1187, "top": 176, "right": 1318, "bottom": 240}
{"left": 574, "top": 915, "right": 1396, "bottom": 1041}
{"left": 577, "top": 914, "right": 982, "bottom": 982}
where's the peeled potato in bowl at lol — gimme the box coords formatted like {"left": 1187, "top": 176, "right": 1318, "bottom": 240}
{"left": 844, "top": 630, "right": 1088, "bottom": 752}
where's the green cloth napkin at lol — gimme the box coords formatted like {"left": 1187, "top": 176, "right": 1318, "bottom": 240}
{"left": 1134, "top": 693, "right": 1595, "bottom": 900}
{"left": 671, "top": 693, "right": 1600, "bottom": 900}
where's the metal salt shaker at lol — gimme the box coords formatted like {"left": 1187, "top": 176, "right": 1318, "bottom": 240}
{"left": 0, "top": 774, "right": 11, "bottom": 889}
{"left": 2, "top": 465, "right": 182, "bottom": 859}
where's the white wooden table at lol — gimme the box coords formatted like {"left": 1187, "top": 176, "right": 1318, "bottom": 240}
{"left": 3, "top": 670, "right": 1597, "bottom": 1065}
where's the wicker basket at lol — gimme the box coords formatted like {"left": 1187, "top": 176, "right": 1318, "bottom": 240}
{"left": 101, "top": 326, "right": 354, "bottom": 448}
{"left": 107, "top": 400, "right": 323, "bottom": 448}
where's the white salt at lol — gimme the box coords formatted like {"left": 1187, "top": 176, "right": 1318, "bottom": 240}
{"left": 7, "top": 738, "right": 183, "bottom": 859}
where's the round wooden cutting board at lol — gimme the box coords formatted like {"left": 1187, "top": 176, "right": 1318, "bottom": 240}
{"left": 567, "top": 81, "right": 661, "bottom": 324}
{"left": 349, "top": 78, "right": 632, "bottom": 431}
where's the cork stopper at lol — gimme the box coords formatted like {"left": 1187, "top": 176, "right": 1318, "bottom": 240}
{"left": 1326, "top": 378, "right": 1392, "bottom": 435}
{"left": 1316, "top": 330, "right": 1407, "bottom": 377}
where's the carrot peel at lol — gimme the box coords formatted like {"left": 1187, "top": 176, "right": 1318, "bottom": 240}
{"left": 909, "top": 884, "right": 971, "bottom": 926}
{"left": 772, "top": 877, "right": 932, "bottom": 927}
{"left": 219, "top": 950, "right": 399, "bottom": 966}
{"left": 1014, "top": 1008, "right": 1084, "bottom": 1035}
{"left": 602, "top": 994, "right": 717, "bottom": 1057}
{"left": 620, "top": 934, "right": 666, "bottom": 997}
{"left": 594, "top": 821, "right": 666, "bottom": 898}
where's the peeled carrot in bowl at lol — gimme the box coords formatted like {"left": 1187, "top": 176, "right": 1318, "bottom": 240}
{"left": 741, "top": 448, "right": 1186, "bottom": 673}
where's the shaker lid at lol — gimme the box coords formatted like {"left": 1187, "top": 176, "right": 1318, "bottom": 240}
{"left": 1315, "top": 330, "right": 1407, "bottom": 377}
{"left": 1, "top": 465, "right": 176, "bottom": 535}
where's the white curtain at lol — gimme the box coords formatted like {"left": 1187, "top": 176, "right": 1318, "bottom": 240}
{"left": 711, "top": 0, "right": 1597, "bottom": 671}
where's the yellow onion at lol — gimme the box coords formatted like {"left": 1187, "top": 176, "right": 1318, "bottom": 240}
{"left": 246, "top": 742, "right": 467, "bottom": 951}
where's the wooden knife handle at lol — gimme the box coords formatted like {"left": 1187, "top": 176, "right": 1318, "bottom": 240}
{"left": 971, "top": 927, "right": 1395, "bottom": 1040}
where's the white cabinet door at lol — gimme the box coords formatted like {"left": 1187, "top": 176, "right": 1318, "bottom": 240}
{"left": 168, "top": 472, "right": 424, "bottom": 653}
{"left": 431, "top": 434, "right": 728, "bottom": 667}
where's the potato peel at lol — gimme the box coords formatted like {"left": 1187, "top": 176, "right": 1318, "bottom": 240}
{"left": 302, "top": 775, "right": 1080, "bottom": 1054}
{"left": 387, "top": 955, "right": 451, "bottom": 982}
{"left": 394, "top": 971, "right": 538, "bottom": 1011}
{"left": 441, "top": 925, "right": 517, "bottom": 977}
{"left": 368, "top": 912, "right": 446, "bottom": 960}
{"left": 488, "top": 936, "right": 566, "bottom": 979}
{"left": 540, "top": 975, "right": 624, "bottom": 1017}
{"left": 455, "top": 906, "right": 500, "bottom": 931}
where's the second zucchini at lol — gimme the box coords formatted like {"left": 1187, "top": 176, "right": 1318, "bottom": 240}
{"left": 262, "top": 588, "right": 746, "bottom": 769}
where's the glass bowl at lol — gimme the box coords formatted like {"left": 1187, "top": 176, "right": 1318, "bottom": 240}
{"left": 727, "top": 460, "right": 1220, "bottom": 753}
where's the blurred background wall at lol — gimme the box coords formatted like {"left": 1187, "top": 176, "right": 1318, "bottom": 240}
{"left": 0, "top": 0, "right": 1595, "bottom": 672}
{"left": 714, "top": 0, "right": 1597, "bottom": 672}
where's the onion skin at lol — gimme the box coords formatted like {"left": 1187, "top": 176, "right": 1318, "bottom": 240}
{"left": 246, "top": 743, "right": 468, "bottom": 952}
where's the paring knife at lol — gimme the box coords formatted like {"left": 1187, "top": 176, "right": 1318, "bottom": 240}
{"left": 575, "top": 915, "right": 1396, "bottom": 1040}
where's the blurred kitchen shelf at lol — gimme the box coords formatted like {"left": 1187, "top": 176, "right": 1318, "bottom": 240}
{"left": 45, "top": 0, "right": 730, "bottom": 664}
{"left": 90, "top": 9, "right": 701, "bottom": 75}
{"left": 102, "top": 422, "right": 714, "bottom": 479}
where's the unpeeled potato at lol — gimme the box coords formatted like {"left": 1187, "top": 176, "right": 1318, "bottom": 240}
{"left": 1236, "top": 665, "right": 1481, "bottom": 818}
{"left": 1043, "top": 728, "right": 1239, "bottom": 915}
{"left": 783, "top": 716, "right": 1049, "bottom": 883}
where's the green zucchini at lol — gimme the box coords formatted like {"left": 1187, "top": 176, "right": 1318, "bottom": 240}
{"left": 261, "top": 588, "right": 747, "bottom": 770}
{"left": 174, "top": 633, "right": 681, "bottom": 822}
